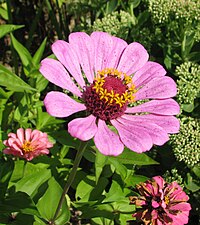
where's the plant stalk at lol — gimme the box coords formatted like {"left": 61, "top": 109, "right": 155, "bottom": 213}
{"left": 50, "top": 141, "right": 88, "bottom": 224}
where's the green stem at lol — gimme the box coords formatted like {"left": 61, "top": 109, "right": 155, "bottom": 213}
{"left": 50, "top": 141, "right": 88, "bottom": 224}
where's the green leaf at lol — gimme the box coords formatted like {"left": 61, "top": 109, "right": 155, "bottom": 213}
{"left": 115, "top": 148, "right": 159, "bottom": 165}
{"left": 35, "top": 71, "right": 49, "bottom": 92}
{"left": 15, "top": 168, "right": 51, "bottom": 197}
{"left": 95, "top": 151, "right": 108, "bottom": 183}
{"left": 0, "top": 24, "right": 24, "bottom": 39}
{"left": 0, "top": 64, "right": 36, "bottom": 92}
{"left": 0, "top": 192, "right": 39, "bottom": 216}
{"left": 81, "top": 203, "right": 114, "bottom": 220}
{"left": 89, "top": 177, "right": 109, "bottom": 201}
{"left": 76, "top": 175, "right": 95, "bottom": 201}
{"left": 182, "top": 103, "right": 194, "bottom": 112}
{"left": 0, "top": 159, "right": 14, "bottom": 199}
{"left": 106, "top": 0, "right": 118, "bottom": 14}
{"left": 185, "top": 173, "right": 200, "bottom": 192}
{"left": 126, "top": 174, "right": 148, "bottom": 187}
{"left": 107, "top": 157, "right": 127, "bottom": 180}
{"left": 192, "top": 165, "right": 200, "bottom": 178}
{"left": 188, "top": 51, "right": 200, "bottom": 62}
{"left": 12, "top": 213, "right": 35, "bottom": 225}
{"left": 10, "top": 33, "right": 33, "bottom": 73}
{"left": 10, "top": 160, "right": 25, "bottom": 183}
{"left": 0, "top": 7, "right": 8, "bottom": 20}
{"left": 36, "top": 111, "right": 65, "bottom": 130}
{"left": 33, "top": 38, "right": 47, "bottom": 65}
{"left": 129, "top": 0, "right": 141, "bottom": 8}
{"left": 103, "top": 180, "right": 125, "bottom": 203}
{"left": 33, "top": 216, "right": 47, "bottom": 225}
{"left": 182, "top": 32, "right": 195, "bottom": 59}
{"left": 92, "top": 217, "right": 114, "bottom": 225}
{"left": 37, "top": 177, "right": 70, "bottom": 224}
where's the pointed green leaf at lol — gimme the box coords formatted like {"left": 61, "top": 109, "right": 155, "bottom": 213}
{"left": 107, "top": 157, "right": 127, "bottom": 180}
{"left": 0, "top": 159, "right": 14, "bottom": 199}
{"left": 15, "top": 168, "right": 51, "bottom": 197}
{"left": 0, "top": 64, "right": 36, "bottom": 92}
{"left": 0, "top": 7, "right": 8, "bottom": 20}
{"left": 0, "top": 24, "right": 24, "bottom": 39}
{"left": 95, "top": 150, "right": 108, "bottom": 183}
{"left": 116, "top": 148, "right": 159, "bottom": 165}
{"left": 76, "top": 175, "right": 95, "bottom": 201}
{"left": 33, "top": 38, "right": 47, "bottom": 65}
{"left": 103, "top": 180, "right": 124, "bottom": 203}
{"left": 10, "top": 33, "right": 33, "bottom": 68}
{"left": 37, "top": 177, "right": 70, "bottom": 224}
{"left": 0, "top": 192, "right": 39, "bottom": 216}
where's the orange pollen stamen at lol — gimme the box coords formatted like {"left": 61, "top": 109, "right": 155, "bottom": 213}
{"left": 22, "top": 141, "right": 34, "bottom": 153}
{"left": 164, "top": 196, "right": 170, "bottom": 205}
{"left": 92, "top": 68, "right": 137, "bottom": 107}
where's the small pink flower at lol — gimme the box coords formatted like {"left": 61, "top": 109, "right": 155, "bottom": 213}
{"left": 3, "top": 128, "right": 53, "bottom": 161}
{"left": 40, "top": 31, "right": 180, "bottom": 156}
{"left": 130, "top": 176, "right": 191, "bottom": 225}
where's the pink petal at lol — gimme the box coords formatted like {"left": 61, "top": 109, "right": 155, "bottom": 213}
{"left": 156, "top": 219, "right": 163, "bottom": 225}
{"left": 111, "top": 119, "right": 153, "bottom": 153}
{"left": 118, "top": 115, "right": 169, "bottom": 146}
{"left": 125, "top": 99, "right": 180, "bottom": 115}
{"left": 25, "top": 128, "right": 32, "bottom": 142}
{"left": 8, "top": 133, "right": 17, "bottom": 138}
{"left": 8, "top": 140, "right": 22, "bottom": 151}
{"left": 105, "top": 36, "right": 128, "bottom": 68}
{"left": 137, "top": 114, "right": 180, "bottom": 134}
{"left": 94, "top": 120, "right": 124, "bottom": 156}
{"left": 152, "top": 200, "right": 160, "bottom": 208}
{"left": 40, "top": 58, "right": 82, "bottom": 97}
{"left": 117, "top": 42, "right": 149, "bottom": 75}
{"left": 69, "top": 32, "right": 94, "bottom": 83}
{"left": 3, "top": 148, "right": 22, "bottom": 156}
{"left": 44, "top": 91, "right": 86, "bottom": 118}
{"left": 132, "top": 61, "right": 166, "bottom": 88}
{"left": 16, "top": 128, "right": 25, "bottom": 145}
{"left": 68, "top": 115, "right": 97, "bottom": 141}
{"left": 135, "top": 76, "right": 177, "bottom": 100}
{"left": 52, "top": 40, "right": 86, "bottom": 88}
{"left": 170, "top": 211, "right": 190, "bottom": 225}
{"left": 91, "top": 32, "right": 113, "bottom": 72}
{"left": 153, "top": 176, "right": 165, "bottom": 190}
{"left": 169, "top": 203, "right": 191, "bottom": 212}
{"left": 31, "top": 130, "right": 41, "bottom": 142}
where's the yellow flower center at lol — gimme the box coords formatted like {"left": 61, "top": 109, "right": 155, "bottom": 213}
{"left": 164, "top": 196, "right": 170, "bottom": 205}
{"left": 92, "top": 68, "right": 137, "bottom": 107}
{"left": 22, "top": 141, "right": 34, "bottom": 153}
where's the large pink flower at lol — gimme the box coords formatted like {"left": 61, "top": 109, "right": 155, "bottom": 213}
{"left": 130, "top": 176, "right": 191, "bottom": 225}
{"left": 40, "top": 31, "right": 180, "bottom": 156}
{"left": 3, "top": 128, "right": 53, "bottom": 161}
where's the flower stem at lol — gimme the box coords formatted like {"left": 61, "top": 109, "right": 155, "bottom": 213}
{"left": 50, "top": 141, "right": 88, "bottom": 224}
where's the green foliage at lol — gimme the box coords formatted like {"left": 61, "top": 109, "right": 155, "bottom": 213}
{"left": 176, "top": 62, "right": 200, "bottom": 111}
{"left": 92, "top": 11, "right": 133, "bottom": 39}
{"left": 0, "top": 24, "right": 24, "bottom": 39}
{"left": 164, "top": 168, "right": 183, "bottom": 186}
{"left": 170, "top": 116, "right": 200, "bottom": 167}
{"left": 0, "top": 0, "right": 199, "bottom": 224}
{"left": 37, "top": 177, "right": 70, "bottom": 224}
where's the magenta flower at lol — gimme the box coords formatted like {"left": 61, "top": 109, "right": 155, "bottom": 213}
{"left": 3, "top": 128, "right": 53, "bottom": 161}
{"left": 40, "top": 31, "right": 180, "bottom": 156}
{"left": 130, "top": 176, "right": 191, "bottom": 225}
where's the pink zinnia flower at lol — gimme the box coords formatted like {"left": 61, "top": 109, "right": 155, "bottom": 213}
{"left": 40, "top": 31, "right": 180, "bottom": 156}
{"left": 130, "top": 176, "right": 191, "bottom": 225}
{"left": 3, "top": 128, "right": 53, "bottom": 161}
